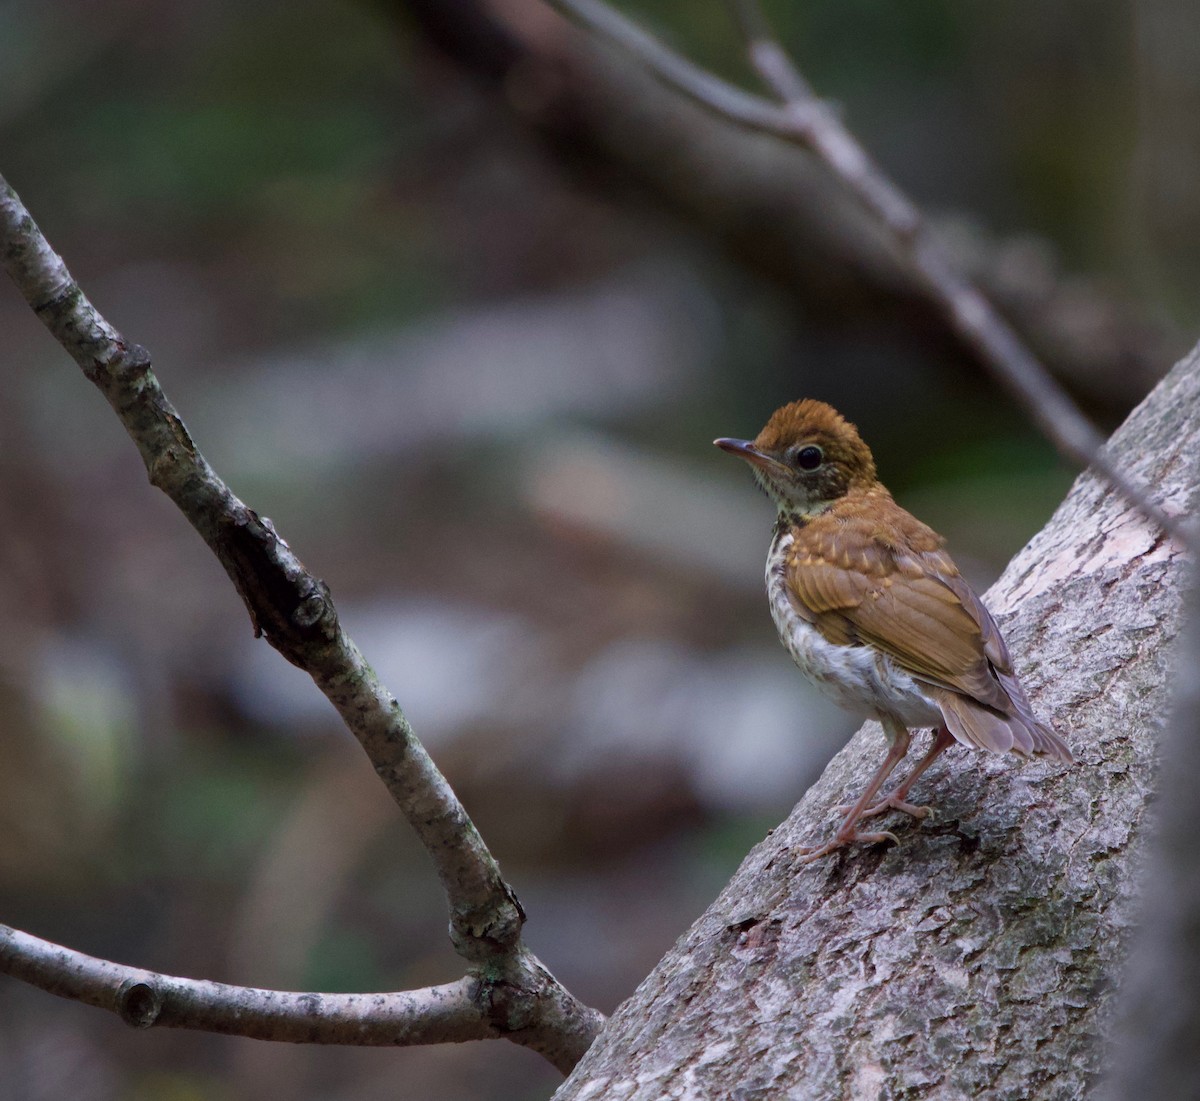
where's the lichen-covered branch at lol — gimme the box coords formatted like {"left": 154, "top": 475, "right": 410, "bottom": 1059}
{"left": 553, "top": 347, "right": 1198, "bottom": 1096}
{"left": 0, "top": 172, "right": 602, "bottom": 1071}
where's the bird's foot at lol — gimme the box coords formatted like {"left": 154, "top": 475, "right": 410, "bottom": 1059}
{"left": 795, "top": 828, "right": 900, "bottom": 864}
{"left": 832, "top": 794, "right": 932, "bottom": 821}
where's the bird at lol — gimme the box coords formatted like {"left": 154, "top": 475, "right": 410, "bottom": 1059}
{"left": 714, "top": 399, "right": 1072, "bottom": 861}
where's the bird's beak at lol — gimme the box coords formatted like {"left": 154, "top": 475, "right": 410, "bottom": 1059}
{"left": 713, "top": 437, "right": 788, "bottom": 475}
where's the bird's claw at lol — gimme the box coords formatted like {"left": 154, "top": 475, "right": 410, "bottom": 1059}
{"left": 795, "top": 829, "right": 900, "bottom": 863}
{"left": 832, "top": 795, "right": 932, "bottom": 821}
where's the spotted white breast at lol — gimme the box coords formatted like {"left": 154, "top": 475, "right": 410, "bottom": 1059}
{"left": 766, "top": 528, "right": 944, "bottom": 734}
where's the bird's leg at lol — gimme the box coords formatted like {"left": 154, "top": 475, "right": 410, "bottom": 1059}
{"left": 840, "top": 725, "right": 955, "bottom": 821}
{"left": 797, "top": 724, "right": 912, "bottom": 862}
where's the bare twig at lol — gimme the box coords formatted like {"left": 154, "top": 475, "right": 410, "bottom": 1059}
{"left": 0, "top": 921, "right": 596, "bottom": 1071}
{"left": 0, "top": 924, "right": 489, "bottom": 1047}
{"left": 541, "top": 0, "right": 1192, "bottom": 552}
{"left": 727, "top": 1, "right": 814, "bottom": 108}
{"left": 0, "top": 173, "right": 602, "bottom": 1071}
{"left": 0, "top": 922, "right": 599, "bottom": 1071}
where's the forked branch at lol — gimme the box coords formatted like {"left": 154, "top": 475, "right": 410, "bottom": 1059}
{"left": 0, "top": 173, "right": 602, "bottom": 1072}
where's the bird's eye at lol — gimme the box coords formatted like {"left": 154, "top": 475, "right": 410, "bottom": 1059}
{"left": 794, "top": 445, "right": 823, "bottom": 471}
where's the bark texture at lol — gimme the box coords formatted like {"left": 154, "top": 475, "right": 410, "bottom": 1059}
{"left": 554, "top": 347, "right": 1200, "bottom": 1099}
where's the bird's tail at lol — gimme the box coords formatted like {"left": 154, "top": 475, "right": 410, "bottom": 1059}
{"left": 930, "top": 686, "right": 1073, "bottom": 764}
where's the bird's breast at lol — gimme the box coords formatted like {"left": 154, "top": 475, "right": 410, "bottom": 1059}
{"left": 765, "top": 530, "right": 941, "bottom": 731}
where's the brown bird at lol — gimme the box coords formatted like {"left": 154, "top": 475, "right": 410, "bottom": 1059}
{"left": 715, "top": 399, "right": 1071, "bottom": 861}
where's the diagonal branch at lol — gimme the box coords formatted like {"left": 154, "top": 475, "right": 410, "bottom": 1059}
{"left": 0, "top": 173, "right": 603, "bottom": 1071}
{"left": 394, "top": 0, "right": 1171, "bottom": 416}
{"left": 541, "top": 0, "right": 1191, "bottom": 554}
{"left": 0, "top": 172, "right": 516, "bottom": 957}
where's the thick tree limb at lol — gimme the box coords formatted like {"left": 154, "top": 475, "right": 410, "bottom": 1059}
{"left": 0, "top": 173, "right": 603, "bottom": 1072}
{"left": 554, "top": 346, "right": 1199, "bottom": 1096}
{"left": 1101, "top": 568, "right": 1200, "bottom": 1100}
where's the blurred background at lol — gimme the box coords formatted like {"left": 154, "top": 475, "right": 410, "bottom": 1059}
{"left": 0, "top": 0, "right": 1195, "bottom": 1098}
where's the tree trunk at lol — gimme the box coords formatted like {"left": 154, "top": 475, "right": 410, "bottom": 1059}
{"left": 554, "top": 346, "right": 1200, "bottom": 1099}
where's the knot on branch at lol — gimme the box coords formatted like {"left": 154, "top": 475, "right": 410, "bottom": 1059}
{"left": 471, "top": 960, "right": 540, "bottom": 1036}
{"left": 215, "top": 509, "right": 339, "bottom": 666}
{"left": 468, "top": 946, "right": 604, "bottom": 1071}
{"left": 450, "top": 882, "right": 527, "bottom": 963}
{"left": 88, "top": 337, "right": 152, "bottom": 391}
{"left": 112, "top": 341, "right": 153, "bottom": 383}
{"left": 116, "top": 979, "right": 163, "bottom": 1028}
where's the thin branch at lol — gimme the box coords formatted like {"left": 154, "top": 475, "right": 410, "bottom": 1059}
{"left": 0, "top": 173, "right": 603, "bottom": 1071}
{"left": 542, "top": 0, "right": 1192, "bottom": 552}
{"left": 727, "top": 0, "right": 814, "bottom": 106}
{"left": 537, "top": 0, "right": 790, "bottom": 134}
{"left": 0, "top": 174, "right": 514, "bottom": 953}
{"left": 0, "top": 923, "right": 596, "bottom": 1071}
{"left": 395, "top": 0, "right": 1172, "bottom": 415}
{"left": 0, "top": 924, "right": 489, "bottom": 1046}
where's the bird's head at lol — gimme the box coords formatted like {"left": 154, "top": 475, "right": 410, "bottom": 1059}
{"left": 714, "top": 399, "right": 878, "bottom": 517}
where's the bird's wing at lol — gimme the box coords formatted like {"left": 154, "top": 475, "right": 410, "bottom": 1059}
{"left": 784, "top": 518, "right": 1013, "bottom": 713}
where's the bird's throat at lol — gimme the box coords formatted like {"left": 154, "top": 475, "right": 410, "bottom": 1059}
{"left": 774, "top": 503, "right": 830, "bottom": 534}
